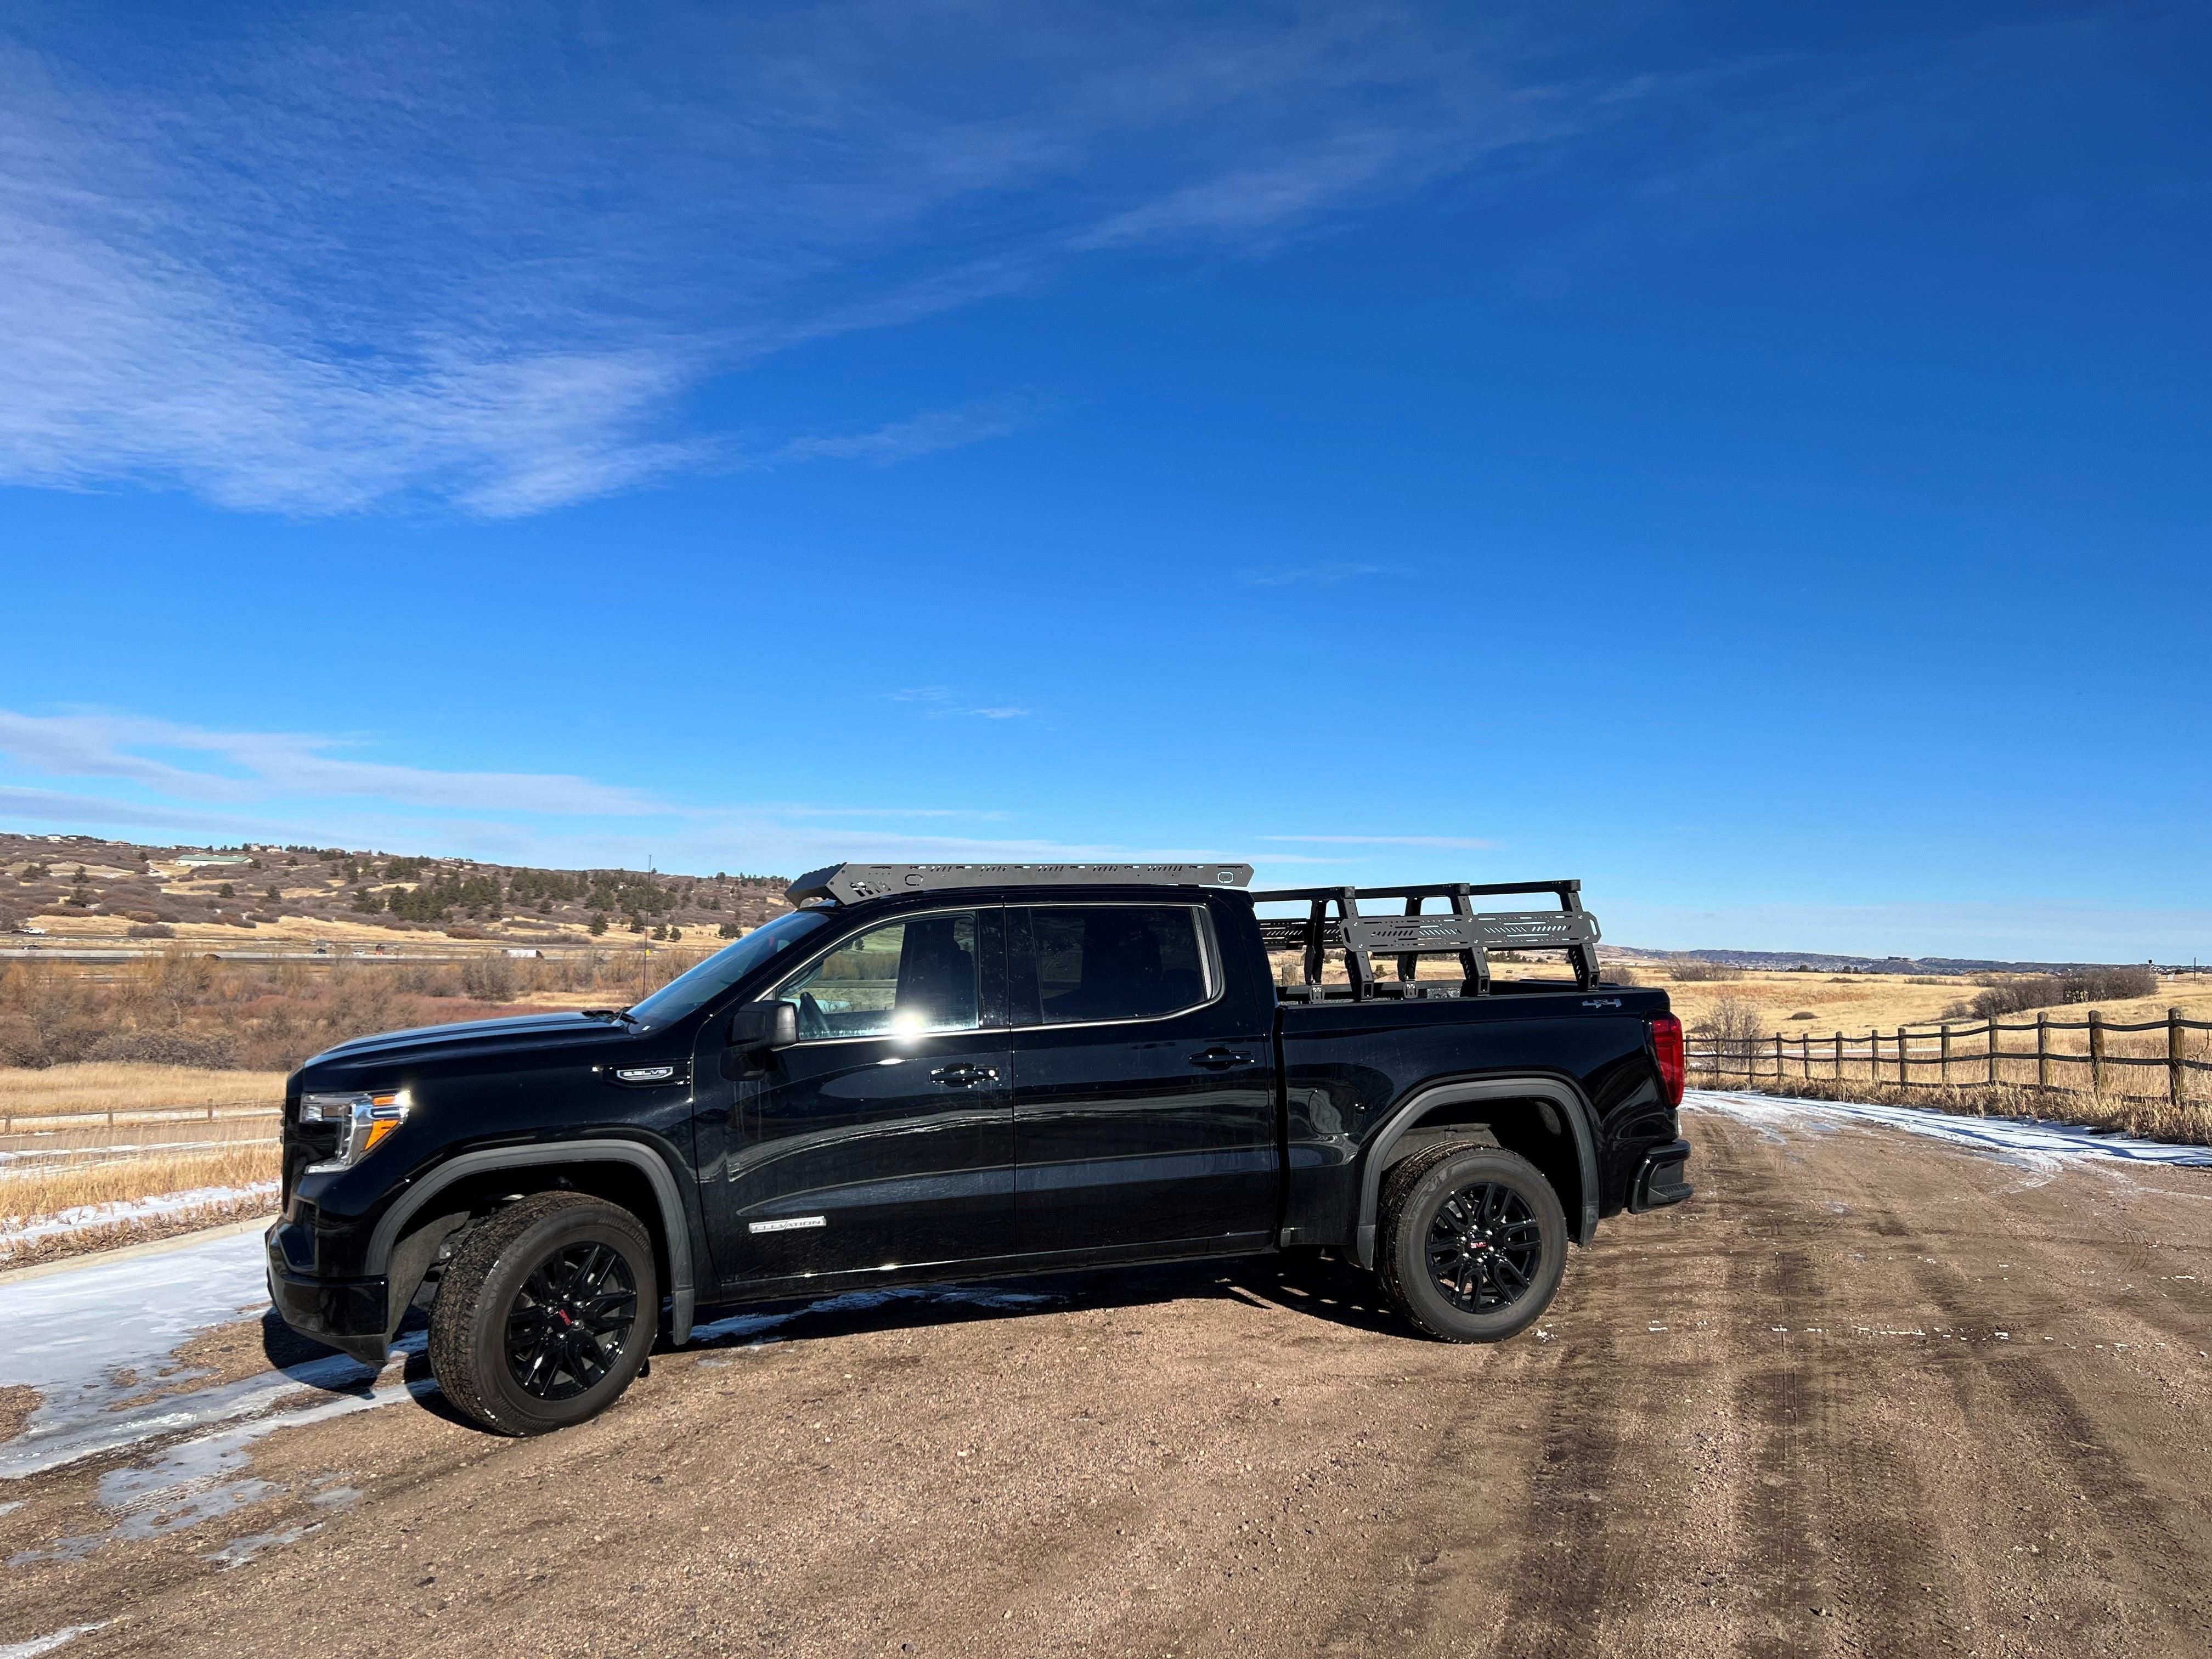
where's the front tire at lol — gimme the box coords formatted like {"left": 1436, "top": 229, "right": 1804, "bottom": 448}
{"left": 428, "top": 1192, "right": 659, "bottom": 1435}
{"left": 1375, "top": 1144, "right": 1567, "bottom": 1342}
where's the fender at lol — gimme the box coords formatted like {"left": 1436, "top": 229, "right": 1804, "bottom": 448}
{"left": 1350, "top": 1075, "right": 1601, "bottom": 1269}
{"left": 367, "top": 1140, "right": 696, "bottom": 1342}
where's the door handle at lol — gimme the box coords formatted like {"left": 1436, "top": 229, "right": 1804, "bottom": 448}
{"left": 1189, "top": 1047, "right": 1252, "bottom": 1070}
{"left": 929, "top": 1063, "right": 999, "bottom": 1088}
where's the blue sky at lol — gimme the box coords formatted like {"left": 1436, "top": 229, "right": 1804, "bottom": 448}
{"left": 1, "top": 2, "right": 2206, "bottom": 961}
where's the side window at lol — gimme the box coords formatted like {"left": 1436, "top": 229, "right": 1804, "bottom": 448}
{"left": 1030, "top": 906, "right": 1212, "bottom": 1025}
{"left": 775, "top": 912, "right": 981, "bottom": 1040}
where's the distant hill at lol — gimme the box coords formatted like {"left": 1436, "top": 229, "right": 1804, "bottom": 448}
{"left": 1605, "top": 945, "right": 2165, "bottom": 977}
{"left": 1, "top": 831, "right": 790, "bottom": 947}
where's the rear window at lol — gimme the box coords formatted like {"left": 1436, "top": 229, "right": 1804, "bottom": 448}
{"left": 1030, "top": 905, "right": 1212, "bottom": 1025}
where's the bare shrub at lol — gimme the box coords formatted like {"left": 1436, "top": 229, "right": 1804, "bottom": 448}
{"left": 459, "top": 954, "right": 518, "bottom": 1001}
{"left": 1955, "top": 966, "right": 2162, "bottom": 1021}
{"left": 1693, "top": 995, "right": 1765, "bottom": 1042}
{"left": 126, "top": 922, "right": 176, "bottom": 939}
{"left": 1604, "top": 964, "right": 1639, "bottom": 986}
{"left": 1689, "top": 995, "right": 1767, "bottom": 1076}
{"left": 84, "top": 1029, "right": 239, "bottom": 1067}
{"left": 1671, "top": 961, "right": 1739, "bottom": 983}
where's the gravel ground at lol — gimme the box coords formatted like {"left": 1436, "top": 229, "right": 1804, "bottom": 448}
{"left": 3, "top": 1103, "right": 2210, "bottom": 1657}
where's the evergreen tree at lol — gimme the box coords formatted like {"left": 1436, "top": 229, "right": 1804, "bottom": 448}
{"left": 588, "top": 912, "right": 607, "bottom": 936}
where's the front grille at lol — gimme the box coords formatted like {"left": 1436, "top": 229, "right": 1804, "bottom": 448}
{"left": 279, "top": 1095, "right": 338, "bottom": 1209}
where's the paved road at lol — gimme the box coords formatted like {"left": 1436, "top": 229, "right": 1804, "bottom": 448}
{"left": 3, "top": 1097, "right": 2210, "bottom": 1657}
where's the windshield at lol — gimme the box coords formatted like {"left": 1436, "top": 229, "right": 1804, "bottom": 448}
{"left": 626, "top": 910, "right": 833, "bottom": 1031}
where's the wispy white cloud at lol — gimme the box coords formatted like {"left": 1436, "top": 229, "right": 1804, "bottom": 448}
{"left": 0, "top": 709, "right": 657, "bottom": 815}
{"left": 889, "top": 688, "right": 1033, "bottom": 721}
{"left": 764, "top": 402, "right": 1034, "bottom": 469}
{"left": 0, "top": 4, "right": 1595, "bottom": 517}
{"left": 1238, "top": 562, "right": 1414, "bottom": 586}
{"left": 1260, "top": 834, "right": 1500, "bottom": 849}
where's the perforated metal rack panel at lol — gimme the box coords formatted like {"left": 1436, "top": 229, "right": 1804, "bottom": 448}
{"left": 1342, "top": 911, "right": 1600, "bottom": 953}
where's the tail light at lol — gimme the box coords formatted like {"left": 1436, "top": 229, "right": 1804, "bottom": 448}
{"left": 1650, "top": 1014, "right": 1685, "bottom": 1108}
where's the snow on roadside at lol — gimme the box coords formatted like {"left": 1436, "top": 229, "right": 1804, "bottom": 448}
{"left": 1686, "top": 1088, "right": 2212, "bottom": 1169}
{"left": 0, "top": 1623, "right": 108, "bottom": 1659}
{"left": 0, "top": 1183, "right": 278, "bottom": 1253}
{"left": 0, "top": 1228, "right": 276, "bottom": 1480}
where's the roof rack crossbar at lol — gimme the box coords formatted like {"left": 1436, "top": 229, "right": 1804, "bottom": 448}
{"left": 786, "top": 861, "right": 1253, "bottom": 906}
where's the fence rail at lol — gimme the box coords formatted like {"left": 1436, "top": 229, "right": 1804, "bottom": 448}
{"left": 0, "top": 1103, "right": 280, "bottom": 1134}
{"left": 1689, "top": 1006, "right": 2212, "bottom": 1105}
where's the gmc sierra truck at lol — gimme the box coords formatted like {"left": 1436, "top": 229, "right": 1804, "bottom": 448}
{"left": 268, "top": 864, "right": 1691, "bottom": 1435}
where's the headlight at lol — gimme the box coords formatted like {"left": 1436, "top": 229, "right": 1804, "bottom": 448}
{"left": 300, "top": 1090, "right": 409, "bottom": 1173}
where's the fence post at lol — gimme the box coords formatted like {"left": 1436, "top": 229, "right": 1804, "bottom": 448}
{"left": 1870, "top": 1029, "right": 1881, "bottom": 1085}
{"left": 2089, "top": 1010, "right": 2106, "bottom": 1095}
{"left": 2037, "top": 1013, "right": 2050, "bottom": 1091}
{"left": 1834, "top": 1030, "right": 1844, "bottom": 1082}
{"left": 1897, "top": 1028, "right": 1907, "bottom": 1088}
{"left": 1770, "top": 1033, "right": 1781, "bottom": 1085}
{"left": 2172, "top": 1007, "right": 2186, "bottom": 1109}
{"left": 1989, "top": 1019, "right": 1999, "bottom": 1087}
{"left": 1940, "top": 1023, "right": 1952, "bottom": 1086}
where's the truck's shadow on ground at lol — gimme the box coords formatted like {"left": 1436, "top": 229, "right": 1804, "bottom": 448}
{"left": 261, "top": 1252, "right": 1409, "bottom": 1434}
{"left": 678, "top": 1249, "right": 1407, "bottom": 1353}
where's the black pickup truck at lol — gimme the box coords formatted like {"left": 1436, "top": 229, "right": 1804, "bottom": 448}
{"left": 268, "top": 864, "right": 1690, "bottom": 1435}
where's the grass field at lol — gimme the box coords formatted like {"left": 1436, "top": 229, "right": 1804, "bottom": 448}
{"left": 0, "top": 1062, "right": 287, "bottom": 1119}
{"left": 1645, "top": 967, "right": 2212, "bottom": 1039}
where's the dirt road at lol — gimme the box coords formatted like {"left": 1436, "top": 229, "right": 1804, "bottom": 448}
{"left": 4, "top": 1096, "right": 2210, "bottom": 1658}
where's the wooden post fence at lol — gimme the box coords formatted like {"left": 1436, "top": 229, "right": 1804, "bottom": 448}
{"left": 1835, "top": 1030, "right": 1844, "bottom": 1081}
{"left": 1940, "top": 1023, "right": 1953, "bottom": 1086}
{"left": 2090, "top": 1010, "right": 2106, "bottom": 1095}
{"left": 1989, "top": 1018, "right": 2000, "bottom": 1086}
{"left": 2173, "top": 1007, "right": 2187, "bottom": 1108}
{"left": 2037, "top": 1013, "right": 2050, "bottom": 1091}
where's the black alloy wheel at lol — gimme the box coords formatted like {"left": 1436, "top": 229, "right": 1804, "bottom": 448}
{"left": 1375, "top": 1143, "right": 1567, "bottom": 1344}
{"left": 505, "top": 1240, "right": 640, "bottom": 1401}
{"left": 1425, "top": 1181, "right": 1544, "bottom": 1314}
{"left": 428, "top": 1191, "right": 659, "bottom": 1435}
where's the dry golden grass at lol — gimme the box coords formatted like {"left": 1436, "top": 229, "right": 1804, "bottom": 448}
{"left": 0, "top": 1142, "right": 277, "bottom": 1226}
{"left": 0, "top": 1062, "right": 286, "bottom": 1119}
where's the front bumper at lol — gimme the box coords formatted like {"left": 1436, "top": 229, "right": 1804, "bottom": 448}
{"left": 265, "top": 1224, "right": 392, "bottom": 1367}
{"left": 1628, "top": 1139, "right": 1694, "bottom": 1212}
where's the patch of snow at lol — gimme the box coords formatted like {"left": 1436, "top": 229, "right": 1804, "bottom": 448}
{"left": 0, "top": 1183, "right": 278, "bottom": 1251}
{"left": 9, "top": 1360, "right": 434, "bottom": 1563}
{"left": 0, "top": 1500, "right": 18, "bottom": 1517}
{"left": 1684, "top": 1090, "right": 2212, "bottom": 1170}
{"left": 1, "top": 1228, "right": 275, "bottom": 1478}
{"left": 0, "top": 1626, "right": 107, "bottom": 1659}
{"left": 205, "top": 1521, "right": 318, "bottom": 1569}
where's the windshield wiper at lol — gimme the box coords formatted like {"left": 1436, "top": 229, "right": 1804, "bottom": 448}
{"left": 581, "top": 1007, "right": 639, "bottom": 1025}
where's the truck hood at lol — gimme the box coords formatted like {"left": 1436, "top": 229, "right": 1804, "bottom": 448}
{"left": 304, "top": 1011, "right": 623, "bottom": 1070}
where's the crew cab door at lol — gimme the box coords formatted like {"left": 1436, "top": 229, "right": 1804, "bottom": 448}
{"left": 695, "top": 906, "right": 1013, "bottom": 1291}
{"left": 1006, "top": 900, "right": 1277, "bottom": 1257}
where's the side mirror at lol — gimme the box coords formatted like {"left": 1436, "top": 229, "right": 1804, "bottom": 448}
{"left": 730, "top": 1000, "right": 798, "bottom": 1051}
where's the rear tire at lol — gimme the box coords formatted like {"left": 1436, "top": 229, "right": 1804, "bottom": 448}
{"left": 1375, "top": 1143, "right": 1566, "bottom": 1342}
{"left": 427, "top": 1192, "right": 659, "bottom": 1436}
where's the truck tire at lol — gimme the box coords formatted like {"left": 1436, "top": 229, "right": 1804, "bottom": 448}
{"left": 427, "top": 1191, "right": 659, "bottom": 1436}
{"left": 1375, "top": 1143, "right": 1566, "bottom": 1343}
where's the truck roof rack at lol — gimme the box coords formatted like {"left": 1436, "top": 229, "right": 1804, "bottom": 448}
{"left": 1249, "top": 879, "right": 1602, "bottom": 1000}
{"left": 785, "top": 862, "right": 1254, "bottom": 906}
